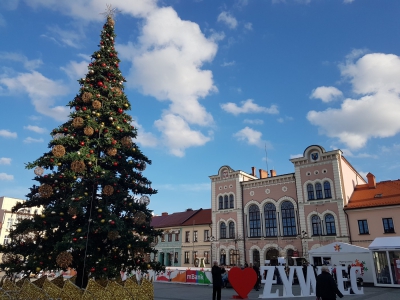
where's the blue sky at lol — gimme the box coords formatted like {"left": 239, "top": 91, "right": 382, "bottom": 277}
{"left": 1, "top": 0, "right": 400, "bottom": 215}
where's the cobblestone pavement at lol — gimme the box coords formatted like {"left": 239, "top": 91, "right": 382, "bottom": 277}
{"left": 154, "top": 282, "right": 400, "bottom": 300}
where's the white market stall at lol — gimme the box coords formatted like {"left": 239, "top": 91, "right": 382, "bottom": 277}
{"left": 308, "top": 242, "right": 373, "bottom": 283}
{"left": 369, "top": 237, "right": 400, "bottom": 287}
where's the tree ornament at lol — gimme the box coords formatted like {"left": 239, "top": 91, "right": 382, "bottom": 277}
{"left": 133, "top": 211, "right": 147, "bottom": 225}
{"left": 34, "top": 166, "right": 44, "bottom": 176}
{"left": 56, "top": 251, "right": 73, "bottom": 268}
{"left": 82, "top": 92, "right": 93, "bottom": 103}
{"left": 72, "top": 117, "right": 84, "bottom": 128}
{"left": 121, "top": 136, "right": 132, "bottom": 148}
{"left": 107, "top": 231, "right": 119, "bottom": 241}
{"left": 68, "top": 207, "right": 78, "bottom": 216}
{"left": 106, "top": 148, "right": 117, "bottom": 156}
{"left": 102, "top": 185, "right": 114, "bottom": 196}
{"left": 92, "top": 100, "right": 102, "bottom": 110}
{"left": 38, "top": 184, "right": 53, "bottom": 198}
{"left": 71, "top": 161, "right": 86, "bottom": 173}
{"left": 52, "top": 145, "right": 66, "bottom": 158}
{"left": 84, "top": 126, "right": 94, "bottom": 136}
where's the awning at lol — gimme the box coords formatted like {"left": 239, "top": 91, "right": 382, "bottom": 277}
{"left": 368, "top": 237, "right": 400, "bottom": 250}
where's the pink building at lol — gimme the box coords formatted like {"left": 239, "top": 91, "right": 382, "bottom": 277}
{"left": 209, "top": 145, "right": 366, "bottom": 267}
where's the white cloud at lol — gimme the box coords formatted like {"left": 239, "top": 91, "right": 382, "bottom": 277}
{"left": 308, "top": 52, "right": 400, "bottom": 149}
{"left": 221, "top": 99, "right": 279, "bottom": 115}
{"left": 0, "top": 157, "right": 11, "bottom": 165}
{"left": 277, "top": 116, "right": 293, "bottom": 123}
{"left": 0, "top": 71, "right": 69, "bottom": 121}
{"left": 23, "top": 137, "right": 44, "bottom": 143}
{"left": 131, "top": 118, "right": 159, "bottom": 147}
{"left": 234, "top": 127, "right": 267, "bottom": 148}
{"left": 381, "top": 144, "right": 400, "bottom": 153}
{"left": 244, "top": 22, "right": 253, "bottom": 31}
{"left": 24, "top": 125, "right": 47, "bottom": 134}
{"left": 217, "top": 11, "right": 238, "bottom": 29}
{"left": 42, "top": 25, "right": 85, "bottom": 48}
{"left": 0, "top": 129, "right": 17, "bottom": 138}
{"left": 29, "top": 115, "right": 42, "bottom": 121}
{"left": 340, "top": 148, "right": 377, "bottom": 159}
{"left": 0, "top": 173, "right": 13, "bottom": 180}
{"left": 0, "top": 52, "right": 42, "bottom": 70}
{"left": 60, "top": 59, "right": 89, "bottom": 80}
{"left": 310, "top": 86, "right": 343, "bottom": 103}
{"left": 343, "top": 0, "right": 355, "bottom": 3}
{"left": 154, "top": 114, "right": 212, "bottom": 157}
{"left": 244, "top": 119, "right": 264, "bottom": 125}
{"left": 221, "top": 61, "right": 235, "bottom": 67}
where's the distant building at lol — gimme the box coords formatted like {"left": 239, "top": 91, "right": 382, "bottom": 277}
{"left": 209, "top": 145, "right": 366, "bottom": 267}
{"left": 344, "top": 173, "right": 400, "bottom": 249}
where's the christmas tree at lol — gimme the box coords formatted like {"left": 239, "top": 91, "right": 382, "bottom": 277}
{"left": 0, "top": 10, "right": 163, "bottom": 288}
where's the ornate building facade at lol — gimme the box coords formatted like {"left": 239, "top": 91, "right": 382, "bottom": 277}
{"left": 209, "top": 145, "right": 366, "bottom": 267}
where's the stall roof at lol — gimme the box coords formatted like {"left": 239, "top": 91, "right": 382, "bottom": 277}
{"left": 368, "top": 237, "right": 400, "bottom": 250}
{"left": 308, "top": 242, "right": 368, "bottom": 255}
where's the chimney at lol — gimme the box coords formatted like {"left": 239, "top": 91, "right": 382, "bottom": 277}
{"left": 186, "top": 208, "right": 193, "bottom": 211}
{"left": 366, "top": 173, "right": 376, "bottom": 189}
{"left": 259, "top": 169, "right": 268, "bottom": 179}
{"left": 251, "top": 167, "right": 256, "bottom": 177}
{"left": 270, "top": 169, "right": 276, "bottom": 177}
{"left": 161, "top": 212, "right": 168, "bottom": 216}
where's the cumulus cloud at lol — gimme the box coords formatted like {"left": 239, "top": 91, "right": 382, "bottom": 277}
{"left": 0, "top": 129, "right": 17, "bottom": 138}
{"left": 131, "top": 118, "right": 159, "bottom": 147}
{"left": 0, "top": 157, "right": 11, "bottom": 165}
{"left": 0, "top": 52, "right": 42, "bottom": 70}
{"left": 244, "top": 22, "right": 253, "bottom": 31}
{"left": 60, "top": 58, "right": 89, "bottom": 80}
{"left": 234, "top": 127, "right": 269, "bottom": 148}
{"left": 23, "top": 125, "right": 47, "bottom": 134}
{"left": 155, "top": 114, "right": 212, "bottom": 157}
{"left": 217, "top": 11, "right": 238, "bottom": 29}
{"left": 221, "top": 99, "right": 279, "bottom": 115}
{"left": 244, "top": 119, "right": 264, "bottom": 125}
{"left": 221, "top": 61, "right": 235, "bottom": 67}
{"left": 310, "top": 86, "right": 343, "bottom": 102}
{"left": 23, "top": 137, "right": 44, "bottom": 143}
{"left": 0, "top": 71, "right": 69, "bottom": 121}
{"left": 308, "top": 52, "right": 400, "bottom": 149}
{"left": 0, "top": 173, "right": 13, "bottom": 181}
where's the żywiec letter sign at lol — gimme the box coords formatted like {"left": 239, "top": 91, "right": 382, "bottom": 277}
{"left": 259, "top": 266, "right": 364, "bottom": 298}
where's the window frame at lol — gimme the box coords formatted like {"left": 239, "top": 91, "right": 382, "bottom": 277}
{"left": 184, "top": 252, "right": 190, "bottom": 264}
{"left": 264, "top": 203, "right": 277, "bottom": 237}
{"left": 204, "top": 229, "right": 209, "bottom": 241}
{"left": 325, "top": 214, "right": 336, "bottom": 236}
{"left": 228, "top": 221, "right": 235, "bottom": 239}
{"left": 311, "top": 215, "right": 322, "bottom": 236}
{"left": 382, "top": 218, "right": 395, "bottom": 233}
{"left": 224, "top": 195, "right": 229, "bottom": 209}
{"left": 204, "top": 251, "right": 209, "bottom": 264}
{"left": 220, "top": 223, "right": 227, "bottom": 239}
{"left": 219, "top": 196, "right": 223, "bottom": 210}
{"left": 175, "top": 233, "right": 179, "bottom": 241}
{"left": 358, "top": 219, "right": 369, "bottom": 235}
{"left": 307, "top": 184, "right": 315, "bottom": 200}
{"left": 229, "top": 194, "right": 234, "bottom": 208}
{"left": 323, "top": 181, "right": 332, "bottom": 198}
{"left": 193, "top": 230, "right": 198, "bottom": 242}
{"left": 185, "top": 231, "right": 190, "bottom": 243}
{"left": 315, "top": 183, "right": 323, "bottom": 199}
{"left": 249, "top": 205, "right": 261, "bottom": 237}
{"left": 281, "top": 201, "right": 297, "bottom": 236}
{"left": 168, "top": 233, "right": 172, "bottom": 242}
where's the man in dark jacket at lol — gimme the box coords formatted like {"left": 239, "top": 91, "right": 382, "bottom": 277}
{"left": 316, "top": 266, "right": 344, "bottom": 300}
{"left": 212, "top": 261, "right": 223, "bottom": 300}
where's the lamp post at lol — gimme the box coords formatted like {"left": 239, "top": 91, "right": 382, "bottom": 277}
{"left": 207, "top": 236, "right": 215, "bottom": 266}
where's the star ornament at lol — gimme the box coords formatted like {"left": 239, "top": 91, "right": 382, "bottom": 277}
{"left": 100, "top": 4, "right": 121, "bottom": 19}
{"left": 334, "top": 244, "right": 342, "bottom": 252}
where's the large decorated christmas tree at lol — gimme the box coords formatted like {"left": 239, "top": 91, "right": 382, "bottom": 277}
{"left": 1, "top": 9, "right": 162, "bottom": 288}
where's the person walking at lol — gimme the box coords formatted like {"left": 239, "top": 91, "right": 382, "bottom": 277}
{"left": 212, "top": 261, "right": 223, "bottom": 300}
{"left": 316, "top": 265, "right": 344, "bottom": 300}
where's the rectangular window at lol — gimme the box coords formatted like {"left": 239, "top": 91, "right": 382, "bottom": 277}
{"left": 174, "top": 252, "right": 179, "bottom": 263}
{"left": 184, "top": 252, "right": 190, "bottom": 264}
{"left": 185, "top": 231, "right": 190, "bottom": 243}
{"left": 161, "top": 234, "right": 165, "bottom": 242}
{"left": 204, "top": 251, "right": 209, "bottom": 264}
{"left": 383, "top": 218, "right": 395, "bottom": 233}
{"left": 6, "top": 218, "right": 13, "bottom": 229}
{"left": 358, "top": 220, "right": 369, "bottom": 234}
{"left": 193, "top": 231, "right": 198, "bottom": 242}
{"left": 204, "top": 230, "right": 209, "bottom": 241}
{"left": 3, "top": 235, "right": 9, "bottom": 244}
{"left": 168, "top": 233, "right": 172, "bottom": 242}
{"left": 193, "top": 251, "right": 198, "bottom": 264}
{"left": 175, "top": 233, "right": 179, "bottom": 241}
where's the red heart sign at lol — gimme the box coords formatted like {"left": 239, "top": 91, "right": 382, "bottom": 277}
{"left": 228, "top": 267, "right": 257, "bottom": 299}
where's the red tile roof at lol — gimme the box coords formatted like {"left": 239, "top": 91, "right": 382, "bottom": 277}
{"left": 151, "top": 209, "right": 200, "bottom": 228}
{"left": 181, "top": 209, "right": 211, "bottom": 226}
{"left": 345, "top": 179, "right": 400, "bottom": 209}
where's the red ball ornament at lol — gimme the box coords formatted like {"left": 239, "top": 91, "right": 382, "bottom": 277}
{"left": 82, "top": 106, "right": 87, "bottom": 111}
{"left": 75, "top": 106, "right": 80, "bottom": 110}
{"left": 80, "top": 141, "right": 85, "bottom": 146}
{"left": 103, "top": 267, "right": 107, "bottom": 271}
{"left": 90, "top": 150, "right": 94, "bottom": 154}
{"left": 90, "top": 267, "right": 95, "bottom": 272}
{"left": 110, "top": 53, "right": 113, "bottom": 57}
{"left": 101, "top": 63, "right": 106, "bottom": 67}
{"left": 104, "top": 129, "right": 108, "bottom": 133}
{"left": 110, "top": 221, "right": 115, "bottom": 225}
{"left": 50, "top": 159, "right": 54, "bottom": 163}
{"left": 113, "top": 162, "right": 118, "bottom": 167}
{"left": 73, "top": 238, "right": 77, "bottom": 242}
{"left": 111, "top": 140, "right": 117, "bottom": 145}
{"left": 64, "top": 128, "right": 68, "bottom": 132}
{"left": 97, "top": 81, "right": 103, "bottom": 87}
{"left": 118, "top": 108, "right": 123, "bottom": 114}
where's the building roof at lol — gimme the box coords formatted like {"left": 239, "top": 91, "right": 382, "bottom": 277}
{"left": 150, "top": 209, "right": 200, "bottom": 228}
{"left": 181, "top": 208, "right": 211, "bottom": 226}
{"left": 345, "top": 178, "right": 400, "bottom": 210}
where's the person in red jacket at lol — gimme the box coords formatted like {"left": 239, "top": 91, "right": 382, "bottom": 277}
{"left": 316, "top": 266, "right": 344, "bottom": 300}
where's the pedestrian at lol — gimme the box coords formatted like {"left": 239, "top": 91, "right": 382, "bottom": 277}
{"left": 316, "top": 265, "right": 344, "bottom": 300}
{"left": 212, "top": 260, "right": 223, "bottom": 300}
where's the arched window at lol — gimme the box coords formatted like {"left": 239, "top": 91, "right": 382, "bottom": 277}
{"left": 219, "top": 196, "right": 223, "bottom": 210}
{"left": 228, "top": 221, "right": 235, "bottom": 239}
{"left": 315, "top": 183, "right": 323, "bottom": 199}
{"left": 230, "top": 249, "right": 238, "bottom": 266}
{"left": 229, "top": 194, "right": 234, "bottom": 208}
{"left": 224, "top": 195, "right": 229, "bottom": 209}
{"left": 312, "top": 215, "right": 322, "bottom": 236}
{"left": 220, "top": 223, "right": 227, "bottom": 239}
{"left": 281, "top": 201, "right": 296, "bottom": 236}
{"left": 253, "top": 249, "right": 260, "bottom": 267}
{"left": 220, "top": 249, "right": 226, "bottom": 265}
{"left": 249, "top": 205, "right": 261, "bottom": 237}
{"left": 324, "top": 181, "right": 332, "bottom": 198}
{"left": 307, "top": 184, "right": 315, "bottom": 200}
{"left": 325, "top": 214, "right": 336, "bottom": 235}
{"left": 264, "top": 203, "right": 277, "bottom": 237}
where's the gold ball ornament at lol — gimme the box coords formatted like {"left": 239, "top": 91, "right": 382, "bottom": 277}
{"left": 84, "top": 126, "right": 94, "bottom": 136}
{"left": 82, "top": 92, "right": 93, "bottom": 103}
{"left": 36, "top": 267, "right": 41, "bottom": 272}
{"left": 106, "top": 148, "right": 117, "bottom": 156}
{"left": 52, "top": 145, "right": 66, "bottom": 158}
{"left": 92, "top": 100, "right": 102, "bottom": 110}
{"left": 38, "top": 184, "right": 53, "bottom": 198}
{"left": 76, "top": 228, "right": 82, "bottom": 233}
{"left": 56, "top": 251, "right": 73, "bottom": 269}
{"left": 71, "top": 161, "right": 85, "bottom": 173}
{"left": 121, "top": 136, "right": 132, "bottom": 148}
{"left": 72, "top": 117, "right": 84, "bottom": 128}
{"left": 102, "top": 185, "right": 114, "bottom": 196}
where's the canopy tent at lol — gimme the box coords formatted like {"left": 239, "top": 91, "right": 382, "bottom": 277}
{"left": 368, "top": 237, "right": 400, "bottom": 250}
{"left": 309, "top": 242, "right": 369, "bottom": 255}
